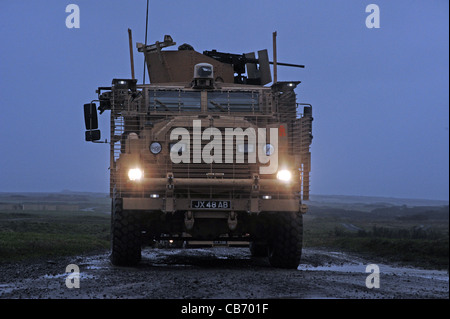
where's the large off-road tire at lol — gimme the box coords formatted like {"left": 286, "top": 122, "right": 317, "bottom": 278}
{"left": 110, "top": 196, "right": 142, "bottom": 266}
{"left": 267, "top": 212, "right": 303, "bottom": 269}
{"left": 249, "top": 242, "right": 268, "bottom": 257}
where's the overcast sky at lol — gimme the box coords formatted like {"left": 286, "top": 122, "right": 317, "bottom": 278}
{"left": 0, "top": 0, "right": 448, "bottom": 200}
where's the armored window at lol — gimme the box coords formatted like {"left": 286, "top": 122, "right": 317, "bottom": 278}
{"left": 148, "top": 90, "right": 201, "bottom": 111}
{"left": 208, "top": 91, "right": 259, "bottom": 112}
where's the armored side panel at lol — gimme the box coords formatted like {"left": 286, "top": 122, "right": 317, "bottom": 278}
{"left": 143, "top": 50, "right": 235, "bottom": 84}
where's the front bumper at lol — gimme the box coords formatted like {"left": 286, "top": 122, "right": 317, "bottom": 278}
{"left": 123, "top": 197, "right": 303, "bottom": 213}
{"left": 120, "top": 177, "right": 306, "bottom": 214}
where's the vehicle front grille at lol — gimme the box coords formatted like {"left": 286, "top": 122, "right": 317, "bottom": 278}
{"left": 170, "top": 146, "right": 259, "bottom": 180}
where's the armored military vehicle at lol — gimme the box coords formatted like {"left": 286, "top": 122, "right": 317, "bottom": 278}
{"left": 83, "top": 34, "right": 313, "bottom": 269}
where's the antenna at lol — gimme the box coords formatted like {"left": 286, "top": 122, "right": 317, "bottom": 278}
{"left": 143, "top": 0, "right": 149, "bottom": 85}
{"left": 273, "top": 31, "right": 277, "bottom": 83}
{"left": 128, "top": 28, "right": 135, "bottom": 80}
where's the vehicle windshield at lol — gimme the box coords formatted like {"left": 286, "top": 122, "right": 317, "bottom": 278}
{"left": 208, "top": 91, "right": 259, "bottom": 112}
{"left": 148, "top": 90, "right": 201, "bottom": 111}
{"left": 148, "top": 89, "right": 260, "bottom": 112}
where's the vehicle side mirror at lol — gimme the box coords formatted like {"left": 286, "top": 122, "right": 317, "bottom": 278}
{"left": 84, "top": 103, "right": 101, "bottom": 141}
{"left": 84, "top": 103, "right": 98, "bottom": 130}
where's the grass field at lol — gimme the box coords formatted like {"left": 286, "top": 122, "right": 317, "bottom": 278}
{"left": 0, "top": 193, "right": 110, "bottom": 263}
{"left": 0, "top": 210, "right": 110, "bottom": 262}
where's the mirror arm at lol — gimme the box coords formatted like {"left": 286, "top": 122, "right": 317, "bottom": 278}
{"left": 91, "top": 139, "right": 108, "bottom": 144}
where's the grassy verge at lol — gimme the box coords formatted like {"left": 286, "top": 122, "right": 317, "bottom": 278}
{"left": 0, "top": 210, "right": 110, "bottom": 263}
{"left": 303, "top": 215, "right": 449, "bottom": 270}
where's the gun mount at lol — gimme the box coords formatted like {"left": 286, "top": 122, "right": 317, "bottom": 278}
{"left": 137, "top": 35, "right": 304, "bottom": 86}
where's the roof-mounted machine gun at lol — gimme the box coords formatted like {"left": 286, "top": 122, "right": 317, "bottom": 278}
{"left": 203, "top": 50, "right": 305, "bottom": 85}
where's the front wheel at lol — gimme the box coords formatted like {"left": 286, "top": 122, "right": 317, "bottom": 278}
{"left": 110, "top": 196, "right": 142, "bottom": 266}
{"left": 267, "top": 212, "right": 303, "bottom": 269}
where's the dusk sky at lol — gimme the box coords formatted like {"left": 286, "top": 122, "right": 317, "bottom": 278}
{"left": 0, "top": 1, "right": 448, "bottom": 201}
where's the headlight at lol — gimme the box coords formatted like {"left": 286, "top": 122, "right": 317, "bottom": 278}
{"left": 150, "top": 142, "right": 162, "bottom": 154}
{"left": 276, "top": 169, "right": 292, "bottom": 182}
{"left": 128, "top": 168, "right": 143, "bottom": 181}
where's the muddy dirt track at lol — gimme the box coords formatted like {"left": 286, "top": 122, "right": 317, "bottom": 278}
{"left": 0, "top": 246, "right": 448, "bottom": 301}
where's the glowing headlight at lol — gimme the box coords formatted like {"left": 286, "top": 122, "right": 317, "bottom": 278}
{"left": 128, "top": 168, "right": 143, "bottom": 181}
{"left": 150, "top": 142, "right": 162, "bottom": 154}
{"left": 276, "top": 169, "right": 292, "bottom": 182}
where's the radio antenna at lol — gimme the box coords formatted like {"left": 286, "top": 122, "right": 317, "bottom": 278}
{"left": 143, "top": 0, "right": 149, "bottom": 85}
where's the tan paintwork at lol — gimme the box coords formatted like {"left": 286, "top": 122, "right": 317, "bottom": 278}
{"left": 144, "top": 50, "right": 235, "bottom": 84}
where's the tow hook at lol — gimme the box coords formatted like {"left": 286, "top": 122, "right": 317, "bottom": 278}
{"left": 185, "top": 211, "right": 194, "bottom": 230}
{"left": 228, "top": 211, "right": 237, "bottom": 230}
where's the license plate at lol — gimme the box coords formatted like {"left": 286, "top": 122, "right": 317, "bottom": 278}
{"left": 191, "top": 200, "right": 231, "bottom": 209}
